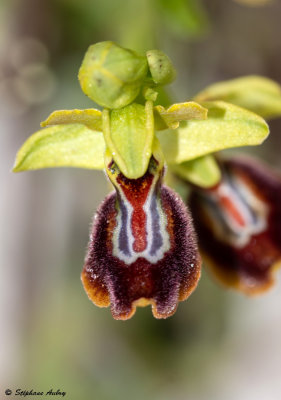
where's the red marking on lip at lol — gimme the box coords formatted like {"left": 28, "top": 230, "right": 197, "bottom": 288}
{"left": 218, "top": 193, "right": 246, "bottom": 227}
{"left": 116, "top": 173, "right": 154, "bottom": 253}
{"left": 131, "top": 208, "right": 147, "bottom": 252}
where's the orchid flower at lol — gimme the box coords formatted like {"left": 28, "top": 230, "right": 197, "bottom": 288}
{"left": 189, "top": 156, "right": 281, "bottom": 294}
{"left": 14, "top": 41, "right": 278, "bottom": 319}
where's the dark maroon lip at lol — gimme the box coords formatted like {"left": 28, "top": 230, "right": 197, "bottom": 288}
{"left": 82, "top": 159, "right": 201, "bottom": 320}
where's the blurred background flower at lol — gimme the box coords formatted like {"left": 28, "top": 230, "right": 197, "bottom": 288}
{"left": 1, "top": 1, "right": 281, "bottom": 399}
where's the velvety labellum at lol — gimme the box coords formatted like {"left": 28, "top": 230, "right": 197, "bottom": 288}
{"left": 189, "top": 157, "right": 281, "bottom": 294}
{"left": 82, "top": 158, "right": 201, "bottom": 320}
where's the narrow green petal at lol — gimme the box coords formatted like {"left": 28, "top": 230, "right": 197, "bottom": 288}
{"left": 194, "top": 76, "right": 281, "bottom": 119}
{"left": 41, "top": 109, "right": 103, "bottom": 131}
{"left": 154, "top": 101, "right": 207, "bottom": 130}
{"left": 157, "top": 101, "right": 269, "bottom": 164}
{"left": 102, "top": 101, "right": 154, "bottom": 179}
{"left": 13, "top": 124, "right": 105, "bottom": 172}
{"left": 171, "top": 155, "right": 221, "bottom": 188}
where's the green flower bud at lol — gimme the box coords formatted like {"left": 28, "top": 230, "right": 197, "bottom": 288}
{"left": 146, "top": 50, "right": 176, "bottom": 85}
{"left": 78, "top": 41, "right": 148, "bottom": 109}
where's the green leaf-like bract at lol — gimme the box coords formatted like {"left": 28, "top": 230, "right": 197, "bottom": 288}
{"left": 157, "top": 101, "right": 269, "bottom": 164}
{"left": 195, "top": 76, "right": 281, "bottom": 119}
{"left": 13, "top": 124, "right": 105, "bottom": 172}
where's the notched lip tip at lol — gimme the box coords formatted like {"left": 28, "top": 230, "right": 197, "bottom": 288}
{"left": 111, "top": 297, "right": 178, "bottom": 321}
{"left": 111, "top": 298, "right": 154, "bottom": 321}
{"left": 111, "top": 297, "right": 180, "bottom": 320}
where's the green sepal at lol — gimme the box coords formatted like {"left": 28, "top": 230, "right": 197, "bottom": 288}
{"left": 104, "top": 136, "right": 165, "bottom": 177}
{"left": 102, "top": 101, "right": 154, "bottom": 179}
{"left": 171, "top": 155, "right": 221, "bottom": 188}
{"left": 195, "top": 76, "right": 281, "bottom": 119}
{"left": 154, "top": 101, "right": 208, "bottom": 130}
{"left": 41, "top": 109, "right": 102, "bottom": 131}
{"left": 157, "top": 101, "right": 269, "bottom": 164}
{"left": 13, "top": 124, "right": 105, "bottom": 172}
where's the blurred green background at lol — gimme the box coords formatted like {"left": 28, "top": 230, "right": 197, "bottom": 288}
{"left": 1, "top": 1, "right": 281, "bottom": 399}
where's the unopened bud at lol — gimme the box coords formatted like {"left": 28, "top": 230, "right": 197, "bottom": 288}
{"left": 78, "top": 41, "right": 148, "bottom": 109}
{"left": 146, "top": 50, "right": 176, "bottom": 85}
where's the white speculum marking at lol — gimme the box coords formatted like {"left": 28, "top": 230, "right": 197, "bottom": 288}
{"left": 112, "top": 174, "right": 171, "bottom": 265}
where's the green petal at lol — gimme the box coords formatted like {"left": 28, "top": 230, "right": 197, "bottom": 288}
{"left": 157, "top": 101, "right": 269, "bottom": 164}
{"left": 171, "top": 155, "right": 221, "bottom": 188}
{"left": 194, "top": 76, "right": 281, "bottom": 119}
{"left": 154, "top": 101, "right": 208, "bottom": 130}
{"left": 102, "top": 101, "right": 154, "bottom": 179}
{"left": 13, "top": 124, "right": 105, "bottom": 172}
{"left": 41, "top": 109, "right": 102, "bottom": 131}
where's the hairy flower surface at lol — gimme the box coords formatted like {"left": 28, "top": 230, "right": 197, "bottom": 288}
{"left": 82, "top": 157, "right": 201, "bottom": 319}
{"left": 189, "top": 156, "right": 281, "bottom": 294}
{"left": 13, "top": 40, "right": 280, "bottom": 318}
